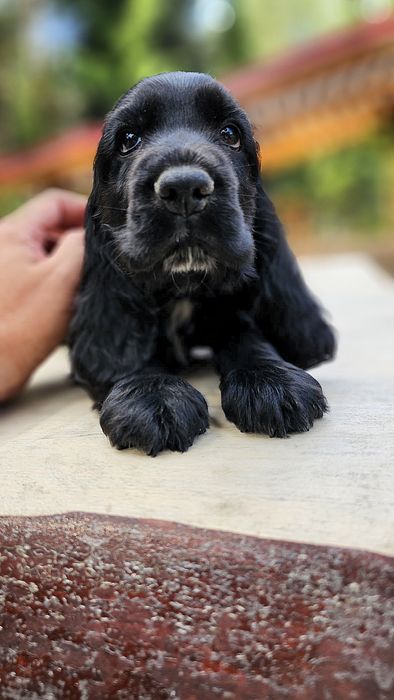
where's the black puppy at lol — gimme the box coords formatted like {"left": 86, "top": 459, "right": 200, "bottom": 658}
{"left": 69, "top": 71, "right": 336, "bottom": 456}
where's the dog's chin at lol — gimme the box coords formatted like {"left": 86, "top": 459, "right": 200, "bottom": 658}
{"left": 158, "top": 244, "right": 257, "bottom": 297}
{"left": 114, "top": 231, "right": 256, "bottom": 295}
{"left": 162, "top": 246, "right": 216, "bottom": 275}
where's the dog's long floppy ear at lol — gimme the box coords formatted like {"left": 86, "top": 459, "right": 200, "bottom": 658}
{"left": 253, "top": 180, "right": 336, "bottom": 369}
{"left": 81, "top": 148, "right": 112, "bottom": 276}
{"left": 68, "top": 155, "right": 119, "bottom": 398}
{"left": 68, "top": 143, "right": 158, "bottom": 403}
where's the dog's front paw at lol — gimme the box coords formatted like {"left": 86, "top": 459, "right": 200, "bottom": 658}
{"left": 99, "top": 375, "right": 209, "bottom": 456}
{"left": 220, "top": 365, "right": 327, "bottom": 437}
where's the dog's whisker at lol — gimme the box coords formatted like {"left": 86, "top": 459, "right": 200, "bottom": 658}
{"left": 170, "top": 271, "right": 182, "bottom": 293}
{"left": 100, "top": 206, "right": 129, "bottom": 213}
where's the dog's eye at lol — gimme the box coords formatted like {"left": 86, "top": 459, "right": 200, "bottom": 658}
{"left": 119, "top": 131, "right": 141, "bottom": 154}
{"left": 220, "top": 125, "right": 241, "bottom": 150}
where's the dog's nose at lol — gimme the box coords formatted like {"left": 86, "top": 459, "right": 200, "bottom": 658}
{"left": 154, "top": 166, "right": 214, "bottom": 216}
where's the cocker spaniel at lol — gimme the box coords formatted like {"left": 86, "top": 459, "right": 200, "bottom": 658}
{"left": 69, "top": 72, "right": 336, "bottom": 455}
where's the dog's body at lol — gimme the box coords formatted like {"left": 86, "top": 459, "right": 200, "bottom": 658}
{"left": 69, "top": 72, "right": 336, "bottom": 455}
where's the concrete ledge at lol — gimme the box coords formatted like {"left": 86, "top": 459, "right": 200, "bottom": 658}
{"left": 1, "top": 254, "right": 393, "bottom": 555}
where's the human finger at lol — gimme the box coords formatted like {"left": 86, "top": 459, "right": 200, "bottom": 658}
{"left": 9, "top": 188, "right": 87, "bottom": 233}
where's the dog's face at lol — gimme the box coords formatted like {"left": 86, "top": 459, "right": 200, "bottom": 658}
{"left": 91, "top": 71, "right": 261, "bottom": 292}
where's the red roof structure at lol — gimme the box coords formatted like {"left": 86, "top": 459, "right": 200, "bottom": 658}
{"left": 223, "top": 15, "right": 394, "bottom": 170}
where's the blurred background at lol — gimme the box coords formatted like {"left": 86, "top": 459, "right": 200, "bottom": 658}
{"left": 0, "top": 0, "right": 393, "bottom": 263}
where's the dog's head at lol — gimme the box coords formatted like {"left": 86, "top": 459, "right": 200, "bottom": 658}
{"left": 89, "top": 71, "right": 263, "bottom": 293}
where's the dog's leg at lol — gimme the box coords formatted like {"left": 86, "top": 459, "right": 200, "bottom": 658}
{"left": 70, "top": 299, "right": 208, "bottom": 455}
{"left": 254, "top": 185, "right": 336, "bottom": 370}
{"left": 215, "top": 321, "right": 328, "bottom": 437}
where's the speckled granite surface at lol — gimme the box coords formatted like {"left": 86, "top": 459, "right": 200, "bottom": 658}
{"left": 0, "top": 513, "right": 393, "bottom": 699}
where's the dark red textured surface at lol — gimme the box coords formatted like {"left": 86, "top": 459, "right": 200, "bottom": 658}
{"left": 0, "top": 513, "right": 393, "bottom": 699}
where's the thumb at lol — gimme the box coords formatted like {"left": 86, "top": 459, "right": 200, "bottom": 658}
{"left": 12, "top": 229, "right": 86, "bottom": 378}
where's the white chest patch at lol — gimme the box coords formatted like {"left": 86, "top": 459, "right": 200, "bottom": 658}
{"left": 167, "top": 299, "right": 194, "bottom": 365}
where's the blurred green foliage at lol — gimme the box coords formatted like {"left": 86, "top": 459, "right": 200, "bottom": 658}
{"left": 0, "top": 0, "right": 375, "bottom": 149}
{"left": 0, "top": 0, "right": 393, "bottom": 241}
{"left": 266, "top": 130, "right": 394, "bottom": 239}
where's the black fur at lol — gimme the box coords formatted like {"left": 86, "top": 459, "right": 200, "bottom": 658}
{"left": 69, "top": 71, "right": 336, "bottom": 455}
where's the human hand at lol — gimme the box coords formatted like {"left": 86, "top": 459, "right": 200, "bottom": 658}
{"left": 0, "top": 189, "right": 86, "bottom": 401}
